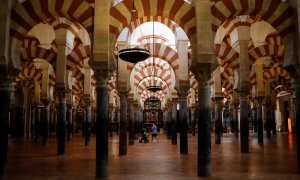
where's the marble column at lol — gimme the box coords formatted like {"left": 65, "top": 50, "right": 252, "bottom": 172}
{"left": 256, "top": 97, "right": 263, "bottom": 144}
{"left": 233, "top": 101, "right": 239, "bottom": 138}
{"left": 95, "top": 70, "right": 109, "bottom": 178}
{"left": 264, "top": 102, "right": 272, "bottom": 139}
{"left": 0, "top": 80, "right": 13, "bottom": 177}
{"left": 271, "top": 105, "right": 276, "bottom": 135}
{"left": 194, "top": 70, "right": 212, "bottom": 177}
{"left": 56, "top": 89, "right": 67, "bottom": 155}
{"left": 85, "top": 101, "right": 92, "bottom": 145}
{"left": 35, "top": 105, "right": 41, "bottom": 142}
{"left": 239, "top": 40, "right": 250, "bottom": 153}
{"left": 178, "top": 90, "right": 188, "bottom": 154}
{"left": 214, "top": 97, "right": 223, "bottom": 144}
{"left": 31, "top": 105, "right": 36, "bottom": 139}
{"left": 128, "top": 100, "right": 134, "bottom": 145}
{"left": 252, "top": 103, "right": 258, "bottom": 133}
{"left": 134, "top": 102, "right": 139, "bottom": 140}
{"left": 42, "top": 101, "right": 50, "bottom": 146}
{"left": 49, "top": 105, "right": 54, "bottom": 135}
{"left": 191, "top": 106, "right": 196, "bottom": 136}
{"left": 167, "top": 107, "right": 172, "bottom": 139}
{"left": 294, "top": 82, "right": 300, "bottom": 173}
{"left": 66, "top": 104, "right": 72, "bottom": 141}
{"left": 115, "top": 108, "right": 120, "bottom": 135}
{"left": 171, "top": 101, "right": 177, "bottom": 145}
{"left": 109, "top": 105, "right": 114, "bottom": 137}
{"left": 119, "top": 92, "right": 128, "bottom": 155}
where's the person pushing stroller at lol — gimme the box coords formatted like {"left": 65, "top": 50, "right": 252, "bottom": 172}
{"left": 139, "top": 128, "right": 150, "bottom": 143}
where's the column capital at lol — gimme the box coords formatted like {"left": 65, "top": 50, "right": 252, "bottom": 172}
{"left": 190, "top": 62, "right": 217, "bottom": 81}
{"left": 93, "top": 69, "right": 111, "bottom": 88}
{"left": 55, "top": 87, "right": 68, "bottom": 102}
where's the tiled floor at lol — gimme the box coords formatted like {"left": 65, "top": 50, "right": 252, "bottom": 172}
{"left": 3, "top": 131, "right": 300, "bottom": 179}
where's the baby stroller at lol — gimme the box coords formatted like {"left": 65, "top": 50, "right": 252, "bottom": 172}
{"left": 139, "top": 129, "right": 150, "bottom": 143}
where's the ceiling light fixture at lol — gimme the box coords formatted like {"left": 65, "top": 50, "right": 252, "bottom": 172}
{"left": 118, "top": 0, "right": 149, "bottom": 63}
{"left": 147, "top": 21, "right": 162, "bottom": 93}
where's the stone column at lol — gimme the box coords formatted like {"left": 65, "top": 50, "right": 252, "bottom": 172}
{"left": 56, "top": 89, "right": 67, "bottom": 155}
{"left": 191, "top": 105, "right": 196, "bottom": 136}
{"left": 0, "top": 79, "right": 13, "bottom": 177}
{"left": 264, "top": 102, "right": 272, "bottom": 138}
{"left": 178, "top": 90, "right": 188, "bottom": 154}
{"left": 294, "top": 82, "right": 300, "bottom": 173}
{"left": 167, "top": 106, "right": 172, "bottom": 139}
{"left": 115, "top": 108, "right": 120, "bottom": 135}
{"left": 128, "top": 100, "right": 134, "bottom": 145}
{"left": 133, "top": 102, "right": 139, "bottom": 140}
{"left": 214, "top": 97, "right": 223, "bottom": 144}
{"left": 238, "top": 40, "right": 251, "bottom": 153}
{"left": 35, "top": 104, "right": 42, "bottom": 142}
{"left": 42, "top": 101, "right": 50, "bottom": 146}
{"left": 232, "top": 93, "right": 239, "bottom": 138}
{"left": 252, "top": 102, "right": 258, "bottom": 133}
{"left": 119, "top": 91, "right": 128, "bottom": 155}
{"left": 256, "top": 97, "right": 263, "bottom": 144}
{"left": 194, "top": 70, "right": 212, "bottom": 177}
{"left": 85, "top": 101, "right": 92, "bottom": 145}
{"left": 66, "top": 104, "right": 72, "bottom": 141}
{"left": 171, "top": 101, "right": 178, "bottom": 145}
{"left": 271, "top": 104, "right": 277, "bottom": 135}
{"left": 109, "top": 105, "right": 114, "bottom": 137}
{"left": 94, "top": 70, "right": 110, "bottom": 178}
{"left": 31, "top": 105, "right": 36, "bottom": 139}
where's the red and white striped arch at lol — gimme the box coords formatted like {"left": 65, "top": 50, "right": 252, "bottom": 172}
{"left": 249, "top": 44, "right": 285, "bottom": 63}
{"left": 15, "top": 62, "right": 56, "bottom": 87}
{"left": 140, "top": 89, "right": 165, "bottom": 102}
{"left": 263, "top": 67, "right": 291, "bottom": 82}
{"left": 133, "top": 43, "right": 179, "bottom": 70}
{"left": 110, "top": 0, "right": 196, "bottom": 40}
{"left": 133, "top": 16, "right": 178, "bottom": 36}
{"left": 137, "top": 35, "right": 171, "bottom": 47}
{"left": 270, "top": 77, "right": 291, "bottom": 94}
{"left": 15, "top": 80, "right": 35, "bottom": 92}
{"left": 10, "top": 0, "right": 94, "bottom": 41}
{"left": 215, "top": 44, "right": 239, "bottom": 68}
{"left": 211, "top": 0, "right": 295, "bottom": 36}
{"left": 66, "top": 44, "right": 91, "bottom": 71}
{"left": 21, "top": 46, "right": 56, "bottom": 66}
{"left": 136, "top": 76, "right": 169, "bottom": 95}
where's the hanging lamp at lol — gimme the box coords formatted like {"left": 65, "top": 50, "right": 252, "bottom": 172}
{"left": 118, "top": 0, "right": 149, "bottom": 63}
{"left": 147, "top": 21, "right": 162, "bottom": 93}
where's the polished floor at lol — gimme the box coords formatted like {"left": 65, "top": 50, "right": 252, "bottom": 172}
{"left": 3, "top": 131, "right": 300, "bottom": 180}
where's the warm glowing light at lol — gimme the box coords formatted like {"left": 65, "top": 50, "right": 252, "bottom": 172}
{"left": 288, "top": 117, "right": 292, "bottom": 134}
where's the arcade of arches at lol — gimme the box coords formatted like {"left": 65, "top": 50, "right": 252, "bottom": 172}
{"left": 1, "top": 0, "right": 300, "bottom": 178}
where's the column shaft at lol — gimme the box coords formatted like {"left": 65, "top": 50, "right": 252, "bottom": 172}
{"left": 35, "top": 107, "right": 41, "bottom": 141}
{"left": 0, "top": 89, "right": 11, "bottom": 177}
{"left": 42, "top": 103, "right": 50, "bottom": 146}
{"left": 171, "top": 103, "right": 177, "bottom": 145}
{"left": 119, "top": 92, "right": 127, "bottom": 155}
{"left": 197, "top": 76, "right": 211, "bottom": 177}
{"left": 240, "top": 94, "right": 249, "bottom": 153}
{"left": 57, "top": 98, "right": 66, "bottom": 155}
{"left": 128, "top": 102, "right": 134, "bottom": 145}
{"left": 96, "top": 85, "right": 109, "bottom": 178}
{"left": 256, "top": 98, "right": 263, "bottom": 144}
{"left": 85, "top": 103, "right": 91, "bottom": 145}
{"left": 179, "top": 92, "right": 188, "bottom": 154}
{"left": 294, "top": 83, "right": 300, "bottom": 173}
{"left": 214, "top": 98, "right": 223, "bottom": 144}
{"left": 239, "top": 41, "right": 250, "bottom": 153}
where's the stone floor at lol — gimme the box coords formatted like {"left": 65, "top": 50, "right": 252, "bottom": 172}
{"left": 3, "top": 131, "right": 300, "bottom": 180}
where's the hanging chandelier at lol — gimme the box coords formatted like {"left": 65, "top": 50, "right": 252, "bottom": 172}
{"left": 118, "top": 0, "right": 149, "bottom": 64}
{"left": 147, "top": 21, "right": 162, "bottom": 93}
